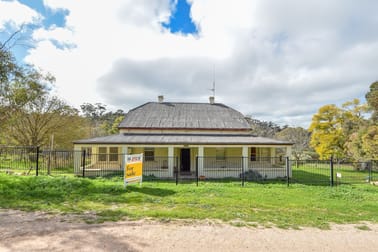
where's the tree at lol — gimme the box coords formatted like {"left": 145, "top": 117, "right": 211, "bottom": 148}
{"left": 0, "top": 43, "right": 19, "bottom": 123}
{"left": 101, "top": 115, "right": 125, "bottom": 135}
{"left": 0, "top": 30, "right": 22, "bottom": 86}
{"left": 310, "top": 97, "right": 375, "bottom": 161}
{"left": 1, "top": 36, "right": 89, "bottom": 148}
{"left": 246, "top": 117, "right": 285, "bottom": 138}
{"left": 275, "top": 127, "right": 312, "bottom": 160}
{"left": 80, "top": 102, "right": 107, "bottom": 120}
{"left": 2, "top": 80, "right": 90, "bottom": 148}
{"left": 344, "top": 129, "right": 367, "bottom": 161}
{"left": 366, "top": 81, "right": 378, "bottom": 122}
{"left": 361, "top": 125, "right": 378, "bottom": 160}
{"left": 309, "top": 82, "right": 377, "bottom": 161}
{"left": 52, "top": 114, "right": 91, "bottom": 149}
{"left": 309, "top": 104, "right": 344, "bottom": 160}
{"left": 360, "top": 82, "right": 378, "bottom": 160}
{"left": 80, "top": 103, "right": 124, "bottom": 137}
{"left": 340, "top": 99, "right": 367, "bottom": 136}
{"left": 4, "top": 91, "right": 78, "bottom": 146}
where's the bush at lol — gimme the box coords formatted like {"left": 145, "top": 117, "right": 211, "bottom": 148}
{"left": 240, "top": 170, "right": 266, "bottom": 181}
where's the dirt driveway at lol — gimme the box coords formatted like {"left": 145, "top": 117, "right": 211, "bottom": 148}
{"left": 1, "top": 209, "right": 378, "bottom": 252}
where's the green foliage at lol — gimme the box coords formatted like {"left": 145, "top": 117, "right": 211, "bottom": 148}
{"left": 80, "top": 103, "right": 124, "bottom": 137}
{"left": 309, "top": 96, "right": 374, "bottom": 161}
{"left": 0, "top": 39, "right": 89, "bottom": 148}
{"left": 52, "top": 115, "right": 91, "bottom": 149}
{"left": 2, "top": 86, "right": 86, "bottom": 147}
{"left": 309, "top": 104, "right": 345, "bottom": 159}
{"left": 362, "top": 125, "right": 378, "bottom": 159}
{"left": 100, "top": 115, "right": 125, "bottom": 135}
{"left": 80, "top": 103, "right": 107, "bottom": 120}
{"left": 344, "top": 130, "right": 367, "bottom": 161}
{"left": 1, "top": 174, "right": 378, "bottom": 228}
{"left": 246, "top": 117, "right": 286, "bottom": 138}
{"left": 366, "top": 81, "right": 378, "bottom": 122}
{"left": 275, "top": 127, "right": 311, "bottom": 160}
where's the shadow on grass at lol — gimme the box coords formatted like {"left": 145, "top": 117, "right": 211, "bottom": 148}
{"left": 290, "top": 170, "right": 330, "bottom": 186}
{"left": 126, "top": 185, "right": 176, "bottom": 197}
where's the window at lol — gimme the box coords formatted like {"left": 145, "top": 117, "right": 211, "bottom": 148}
{"left": 144, "top": 148, "right": 154, "bottom": 161}
{"left": 216, "top": 148, "right": 226, "bottom": 161}
{"left": 98, "top": 147, "right": 107, "bottom": 161}
{"left": 250, "top": 147, "right": 257, "bottom": 161}
{"left": 98, "top": 147, "right": 118, "bottom": 162}
{"left": 109, "top": 147, "right": 118, "bottom": 161}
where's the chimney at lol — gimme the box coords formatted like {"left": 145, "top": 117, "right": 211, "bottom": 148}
{"left": 209, "top": 96, "right": 215, "bottom": 104}
{"left": 158, "top": 95, "right": 164, "bottom": 103}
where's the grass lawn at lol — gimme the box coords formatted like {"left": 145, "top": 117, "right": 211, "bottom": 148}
{"left": 1, "top": 173, "right": 378, "bottom": 229}
{"left": 292, "top": 163, "right": 375, "bottom": 185}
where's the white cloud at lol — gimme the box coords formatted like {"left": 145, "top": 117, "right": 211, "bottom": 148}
{"left": 18, "top": 0, "right": 378, "bottom": 127}
{"left": 0, "top": 0, "right": 41, "bottom": 30}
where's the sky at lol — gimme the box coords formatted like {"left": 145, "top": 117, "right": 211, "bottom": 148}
{"left": 1, "top": 0, "right": 377, "bottom": 128}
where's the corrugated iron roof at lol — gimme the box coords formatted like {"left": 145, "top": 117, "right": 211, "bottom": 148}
{"left": 74, "top": 133, "right": 293, "bottom": 145}
{"left": 118, "top": 102, "right": 251, "bottom": 130}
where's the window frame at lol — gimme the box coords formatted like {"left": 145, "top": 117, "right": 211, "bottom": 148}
{"left": 98, "top": 147, "right": 107, "bottom": 162}
{"left": 144, "top": 147, "right": 155, "bottom": 161}
{"left": 109, "top": 147, "right": 119, "bottom": 162}
{"left": 250, "top": 147, "right": 257, "bottom": 161}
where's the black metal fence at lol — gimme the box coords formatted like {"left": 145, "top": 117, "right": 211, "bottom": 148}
{"left": 1, "top": 146, "right": 377, "bottom": 187}
{"left": 78, "top": 151, "right": 123, "bottom": 177}
{"left": 290, "top": 158, "right": 377, "bottom": 186}
{"left": 0, "top": 146, "right": 77, "bottom": 176}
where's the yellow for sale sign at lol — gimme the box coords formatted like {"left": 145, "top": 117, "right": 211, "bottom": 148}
{"left": 124, "top": 154, "right": 143, "bottom": 187}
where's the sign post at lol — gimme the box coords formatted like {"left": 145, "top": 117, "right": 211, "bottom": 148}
{"left": 336, "top": 172, "right": 342, "bottom": 186}
{"left": 124, "top": 153, "right": 143, "bottom": 187}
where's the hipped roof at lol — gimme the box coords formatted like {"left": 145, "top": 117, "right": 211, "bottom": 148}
{"left": 118, "top": 102, "right": 251, "bottom": 130}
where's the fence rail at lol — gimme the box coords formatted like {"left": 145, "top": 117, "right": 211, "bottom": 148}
{"left": 0, "top": 146, "right": 377, "bottom": 187}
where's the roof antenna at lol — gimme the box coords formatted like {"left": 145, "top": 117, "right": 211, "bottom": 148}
{"left": 209, "top": 65, "right": 216, "bottom": 97}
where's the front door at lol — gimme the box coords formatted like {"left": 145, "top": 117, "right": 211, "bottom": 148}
{"left": 180, "top": 149, "right": 191, "bottom": 173}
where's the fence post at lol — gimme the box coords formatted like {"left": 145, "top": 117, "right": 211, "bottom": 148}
{"left": 330, "top": 156, "right": 334, "bottom": 187}
{"left": 47, "top": 150, "right": 51, "bottom": 175}
{"left": 36, "top": 146, "right": 40, "bottom": 176}
{"left": 242, "top": 157, "right": 245, "bottom": 187}
{"left": 175, "top": 157, "right": 178, "bottom": 185}
{"left": 286, "top": 157, "right": 290, "bottom": 187}
{"left": 82, "top": 150, "right": 86, "bottom": 178}
{"left": 368, "top": 161, "right": 372, "bottom": 183}
{"left": 196, "top": 156, "right": 199, "bottom": 187}
{"left": 373, "top": 161, "right": 376, "bottom": 182}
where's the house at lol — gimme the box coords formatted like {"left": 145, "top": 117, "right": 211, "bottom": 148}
{"left": 73, "top": 96, "right": 293, "bottom": 179}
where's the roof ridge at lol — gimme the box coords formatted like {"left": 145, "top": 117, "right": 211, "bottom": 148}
{"left": 149, "top": 101, "right": 228, "bottom": 106}
{"left": 126, "top": 102, "right": 152, "bottom": 113}
{"left": 122, "top": 132, "right": 256, "bottom": 137}
{"left": 120, "top": 101, "right": 251, "bottom": 130}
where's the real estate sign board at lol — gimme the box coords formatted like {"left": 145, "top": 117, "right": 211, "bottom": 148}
{"left": 124, "top": 153, "right": 143, "bottom": 187}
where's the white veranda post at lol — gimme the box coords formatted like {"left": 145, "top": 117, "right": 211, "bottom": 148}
{"left": 242, "top": 146, "right": 248, "bottom": 172}
{"left": 198, "top": 146, "right": 204, "bottom": 176}
{"left": 122, "top": 146, "right": 129, "bottom": 172}
{"left": 168, "top": 146, "right": 174, "bottom": 177}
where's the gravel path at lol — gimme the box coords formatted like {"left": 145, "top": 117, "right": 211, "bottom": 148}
{"left": 1, "top": 209, "right": 378, "bottom": 252}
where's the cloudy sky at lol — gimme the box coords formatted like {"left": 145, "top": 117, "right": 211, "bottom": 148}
{"left": 1, "top": 0, "right": 377, "bottom": 128}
